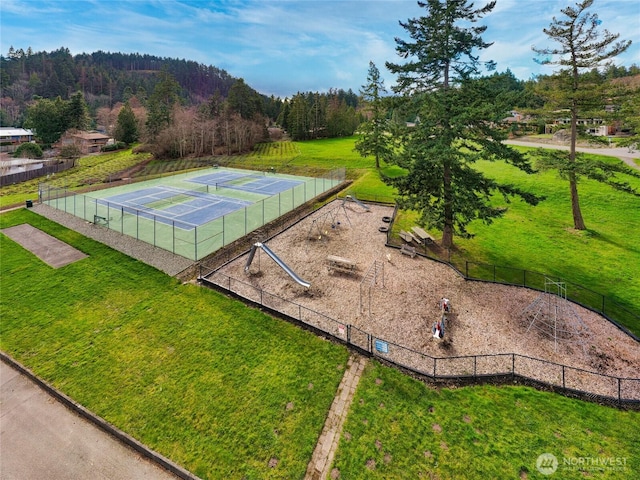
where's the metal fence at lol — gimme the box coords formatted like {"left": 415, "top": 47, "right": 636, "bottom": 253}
{"left": 383, "top": 203, "right": 639, "bottom": 342}
{"left": 39, "top": 167, "right": 346, "bottom": 261}
{"left": 199, "top": 268, "right": 639, "bottom": 408}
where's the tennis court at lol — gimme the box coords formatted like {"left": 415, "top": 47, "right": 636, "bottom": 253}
{"left": 40, "top": 166, "right": 345, "bottom": 260}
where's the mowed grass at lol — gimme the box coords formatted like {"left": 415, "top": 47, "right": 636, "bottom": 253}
{"left": 451, "top": 149, "right": 640, "bottom": 333}
{"left": 0, "top": 209, "right": 350, "bottom": 480}
{"left": 0, "top": 148, "right": 152, "bottom": 209}
{"left": 332, "top": 361, "right": 640, "bottom": 479}
{"left": 2, "top": 137, "right": 639, "bottom": 479}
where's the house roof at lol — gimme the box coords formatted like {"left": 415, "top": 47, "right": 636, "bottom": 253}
{"left": 0, "top": 127, "right": 34, "bottom": 137}
{"left": 71, "top": 131, "right": 110, "bottom": 141}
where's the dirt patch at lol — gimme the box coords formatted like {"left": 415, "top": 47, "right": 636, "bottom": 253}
{"left": 213, "top": 201, "right": 639, "bottom": 391}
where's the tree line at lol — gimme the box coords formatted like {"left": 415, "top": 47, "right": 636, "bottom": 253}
{"left": 355, "top": 0, "right": 639, "bottom": 249}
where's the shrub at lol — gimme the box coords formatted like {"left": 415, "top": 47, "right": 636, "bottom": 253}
{"left": 59, "top": 144, "right": 81, "bottom": 159}
{"left": 101, "top": 141, "right": 127, "bottom": 152}
{"left": 13, "top": 142, "right": 43, "bottom": 158}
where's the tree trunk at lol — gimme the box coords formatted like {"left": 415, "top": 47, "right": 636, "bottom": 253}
{"left": 570, "top": 96, "right": 586, "bottom": 230}
{"left": 442, "top": 161, "right": 454, "bottom": 248}
{"left": 569, "top": 173, "right": 585, "bottom": 230}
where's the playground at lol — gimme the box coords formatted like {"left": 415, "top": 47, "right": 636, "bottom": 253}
{"left": 213, "top": 199, "right": 639, "bottom": 382}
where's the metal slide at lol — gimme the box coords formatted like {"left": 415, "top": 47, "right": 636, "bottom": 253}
{"left": 344, "top": 194, "right": 370, "bottom": 211}
{"left": 245, "top": 242, "right": 311, "bottom": 288}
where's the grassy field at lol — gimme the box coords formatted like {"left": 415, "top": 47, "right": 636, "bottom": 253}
{"left": 2, "top": 134, "right": 639, "bottom": 478}
{"left": 0, "top": 209, "right": 350, "bottom": 479}
{"left": 332, "top": 361, "right": 639, "bottom": 479}
{"left": 3, "top": 137, "right": 637, "bottom": 329}
{"left": 2, "top": 209, "right": 638, "bottom": 479}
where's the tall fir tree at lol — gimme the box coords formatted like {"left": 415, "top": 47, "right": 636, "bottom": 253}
{"left": 114, "top": 101, "right": 138, "bottom": 144}
{"left": 532, "top": 0, "right": 635, "bottom": 230}
{"left": 355, "top": 61, "right": 393, "bottom": 169}
{"left": 386, "top": 0, "right": 541, "bottom": 248}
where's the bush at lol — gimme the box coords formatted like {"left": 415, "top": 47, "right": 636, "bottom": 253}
{"left": 59, "top": 144, "right": 81, "bottom": 159}
{"left": 101, "top": 141, "right": 127, "bottom": 152}
{"left": 13, "top": 142, "right": 43, "bottom": 158}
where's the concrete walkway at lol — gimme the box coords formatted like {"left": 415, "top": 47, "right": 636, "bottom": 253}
{"left": 0, "top": 358, "right": 189, "bottom": 480}
{"left": 305, "top": 355, "right": 368, "bottom": 480}
{"left": 504, "top": 139, "right": 640, "bottom": 171}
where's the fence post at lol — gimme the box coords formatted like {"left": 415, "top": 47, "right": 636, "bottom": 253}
{"left": 473, "top": 356, "right": 477, "bottom": 377}
{"left": 347, "top": 324, "right": 351, "bottom": 344}
{"left": 562, "top": 366, "right": 565, "bottom": 389}
{"left": 433, "top": 358, "right": 437, "bottom": 378}
{"left": 618, "top": 378, "right": 621, "bottom": 404}
{"left": 465, "top": 261, "right": 469, "bottom": 278}
{"left": 512, "top": 354, "right": 515, "bottom": 380}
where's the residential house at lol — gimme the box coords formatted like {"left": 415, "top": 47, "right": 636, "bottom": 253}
{"left": 0, "top": 127, "right": 34, "bottom": 152}
{"left": 57, "top": 130, "right": 111, "bottom": 154}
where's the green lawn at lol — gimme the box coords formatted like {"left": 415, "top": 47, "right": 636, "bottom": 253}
{"left": 332, "top": 361, "right": 640, "bottom": 479}
{"left": 2, "top": 136, "right": 639, "bottom": 479}
{"left": 0, "top": 209, "right": 349, "bottom": 480}
{"left": 0, "top": 148, "right": 152, "bottom": 209}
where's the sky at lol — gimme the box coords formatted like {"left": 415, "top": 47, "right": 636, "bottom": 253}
{"left": 1, "top": 0, "right": 639, "bottom": 98}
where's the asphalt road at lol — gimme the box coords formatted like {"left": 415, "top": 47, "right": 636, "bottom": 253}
{"left": 0, "top": 360, "right": 181, "bottom": 480}
{"left": 504, "top": 139, "right": 640, "bottom": 171}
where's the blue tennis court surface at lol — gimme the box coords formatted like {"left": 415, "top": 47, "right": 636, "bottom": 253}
{"left": 190, "top": 172, "right": 303, "bottom": 195}
{"left": 100, "top": 186, "right": 251, "bottom": 229}
{"left": 42, "top": 165, "right": 346, "bottom": 260}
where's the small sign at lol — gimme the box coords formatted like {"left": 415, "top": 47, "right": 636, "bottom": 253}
{"left": 338, "top": 324, "right": 345, "bottom": 336}
{"left": 375, "top": 340, "right": 389, "bottom": 354}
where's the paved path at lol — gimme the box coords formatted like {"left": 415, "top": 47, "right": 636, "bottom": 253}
{"left": 504, "top": 139, "right": 640, "bottom": 171}
{"left": 305, "top": 355, "right": 367, "bottom": 480}
{"left": 0, "top": 359, "right": 184, "bottom": 480}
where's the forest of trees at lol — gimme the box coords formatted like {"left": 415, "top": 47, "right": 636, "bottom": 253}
{"left": 1, "top": 44, "right": 638, "bottom": 160}
{"left": 0, "top": 47, "right": 366, "bottom": 152}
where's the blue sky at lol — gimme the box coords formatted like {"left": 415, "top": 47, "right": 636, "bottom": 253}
{"left": 1, "top": 0, "right": 639, "bottom": 98}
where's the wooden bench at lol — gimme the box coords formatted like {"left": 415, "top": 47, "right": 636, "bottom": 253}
{"left": 411, "top": 226, "right": 435, "bottom": 245}
{"left": 399, "top": 230, "right": 416, "bottom": 244}
{"left": 400, "top": 244, "right": 416, "bottom": 258}
{"left": 326, "top": 255, "right": 357, "bottom": 274}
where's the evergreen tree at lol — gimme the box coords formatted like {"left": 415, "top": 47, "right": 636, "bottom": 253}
{"left": 355, "top": 61, "right": 393, "bottom": 169}
{"left": 65, "top": 91, "right": 90, "bottom": 131}
{"left": 227, "top": 78, "right": 262, "bottom": 119}
{"left": 146, "top": 69, "right": 180, "bottom": 138}
{"left": 287, "top": 94, "right": 309, "bottom": 141}
{"left": 532, "top": 0, "right": 633, "bottom": 230}
{"left": 114, "top": 101, "right": 138, "bottom": 144}
{"left": 385, "top": 0, "right": 541, "bottom": 248}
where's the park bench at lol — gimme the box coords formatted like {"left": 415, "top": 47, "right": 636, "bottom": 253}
{"left": 400, "top": 244, "right": 417, "bottom": 258}
{"left": 399, "top": 230, "right": 417, "bottom": 244}
{"left": 411, "top": 226, "right": 435, "bottom": 245}
{"left": 326, "top": 255, "right": 357, "bottom": 274}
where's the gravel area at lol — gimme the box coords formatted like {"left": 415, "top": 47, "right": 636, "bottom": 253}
{"left": 30, "top": 204, "right": 194, "bottom": 276}
{"left": 213, "top": 200, "right": 639, "bottom": 385}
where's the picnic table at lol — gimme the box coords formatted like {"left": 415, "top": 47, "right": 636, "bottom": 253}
{"left": 411, "top": 226, "right": 435, "bottom": 245}
{"left": 399, "top": 230, "right": 415, "bottom": 243}
{"left": 326, "top": 255, "right": 357, "bottom": 274}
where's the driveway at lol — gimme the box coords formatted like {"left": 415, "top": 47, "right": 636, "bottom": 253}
{"left": 504, "top": 138, "right": 640, "bottom": 171}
